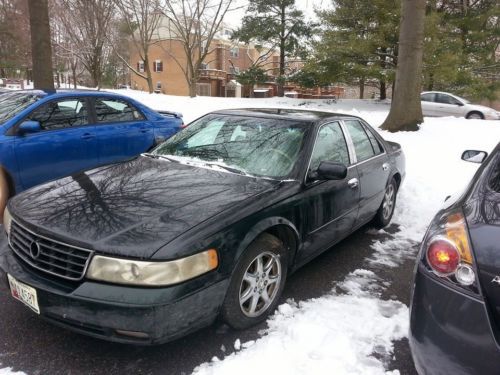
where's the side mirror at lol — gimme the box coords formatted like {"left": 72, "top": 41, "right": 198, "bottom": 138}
{"left": 461, "top": 150, "right": 487, "bottom": 164}
{"left": 312, "top": 161, "right": 348, "bottom": 181}
{"left": 18, "top": 120, "right": 41, "bottom": 135}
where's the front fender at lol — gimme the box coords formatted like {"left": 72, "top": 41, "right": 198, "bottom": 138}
{"left": 233, "top": 216, "right": 300, "bottom": 267}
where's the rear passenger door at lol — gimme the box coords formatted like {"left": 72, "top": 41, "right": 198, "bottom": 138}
{"left": 343, "top": 119, "right": 390, "bottom": 227}
{"left": 14, "top": 97, "right": 98, "bottom": 189}
{"left": 91, "top": 97, "right": 155, "bottom": 165}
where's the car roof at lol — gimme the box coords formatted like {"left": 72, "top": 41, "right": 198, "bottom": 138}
{"left": 6, "top": 89, "right": 126, "bottom": 99}
{"left": 211, "top": 108, "right": 361, "bottom": 123}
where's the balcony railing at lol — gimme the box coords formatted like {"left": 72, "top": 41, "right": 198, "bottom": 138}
{"left": 198, "top": 69, "right": 226, "bottom": 80}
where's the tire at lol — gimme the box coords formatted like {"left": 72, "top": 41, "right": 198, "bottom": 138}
{"left": 0, "top": 169, "right": 9, "bottom": 224}
{"left": 221, "top": 233, "right": 288, "bottom": 330}
{"left": 373, "top": 178, "right": 398, "bottom": 229}
{"left": 466, "top": 111, "right": 484, "bottom": 120}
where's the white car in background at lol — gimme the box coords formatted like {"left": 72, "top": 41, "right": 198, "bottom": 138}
{"left": 421, "top": 91, "right": 500, "bottom": 120}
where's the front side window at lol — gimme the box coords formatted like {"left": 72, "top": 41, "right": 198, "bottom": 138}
{"left": 27, "top": 98, "right": 88, "bottom": 131}
{"left": 489, "top": 156, "right": 500, "bottom": 193}
{"left": 309, "top": 122, "right": 350, "bottom": 171}
{"left": 436, "top": 93, "right": 460, "bottom": 105}
{"left": 154, "top": 114, "right": 307, "bottom": 178}
{"left": 94, "top": 98, "right": 144, "bottom": 123}
{"left": 344, "top": 120, "right": 375, "bottom": 162}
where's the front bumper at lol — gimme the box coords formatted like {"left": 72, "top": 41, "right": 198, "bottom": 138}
{"left": 0, "top": 235, "right": 229, "bottom": 345}
{"left": 409, "top": 264, "right": 500, "bottom": 374}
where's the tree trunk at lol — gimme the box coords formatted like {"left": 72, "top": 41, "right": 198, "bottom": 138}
{"left": 380, "top": 79, "right": 386, "bottom": 100}
{"left": 359, "top": 78, "right": 365, "bottom": 99}
{"left": 71, "top": 63, "right": 77, "bottom": 89}
{"left": 144, "top": 55, "right": 154, "bottom": 93}
{"left": 381, "top": 0, "right": 425, "bottom": 132}
{"left": 189, "top": 81, "right": 197, "bottom": 97}
{"left": 27, "top": 0, "right": 54, "bottom": 90}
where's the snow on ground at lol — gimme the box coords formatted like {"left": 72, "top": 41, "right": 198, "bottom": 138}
{"left": 110, "top": 91, "right": 500, "bottom": 375}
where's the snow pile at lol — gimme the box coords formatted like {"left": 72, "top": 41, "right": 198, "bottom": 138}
{"left": 194, "top": 270, "right": 408, "bottom": 375}
{"left": 0, "top": 366, "right": 25, "bottom": 375}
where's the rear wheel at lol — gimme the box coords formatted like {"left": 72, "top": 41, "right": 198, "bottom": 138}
{"left": 222, "top": 233, "right": 287, "bottom": 329}
{"left": 466, "top": 112, "right": 484, "bottom": 120}
{"left": 0, "top": 169, "right": 9, "bottom": 223}
{"left": 373, "top": 178, "right": 397, "bottom": 228}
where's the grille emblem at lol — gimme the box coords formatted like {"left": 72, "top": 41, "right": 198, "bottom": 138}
{"left": 29, "top": 240, "right": 41, "bottom": 259}
{"left": 492, "top": 276, "right": 500, "bottom": 286}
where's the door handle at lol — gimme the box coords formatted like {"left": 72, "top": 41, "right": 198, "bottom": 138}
{"left": 140, "top": 127, "right": 151, "bottom": 133}
{"left": 382, "top": 163, "right": 390, "bottom": 171}
{"left": 348, "top": 178, "right": 359, "bottom": 189}
{"left": 81, "top": 133, "right": 94, "bottom": 140}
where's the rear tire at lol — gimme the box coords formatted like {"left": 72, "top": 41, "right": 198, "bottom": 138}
{"left": 373, "top": 178, "right": 398, "bottom": 228}
{"left": 0, "top": 169, "right": 9, "bottom": 224}
{"left": 466, "top": 111, "right": 484, "bottom": 120}
{"left": 221, "top": 233, "right": 288, "bottom": 330}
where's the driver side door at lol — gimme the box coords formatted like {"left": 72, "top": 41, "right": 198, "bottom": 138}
{"left": 299, "top": 121, "right": 360, "bottom": 262}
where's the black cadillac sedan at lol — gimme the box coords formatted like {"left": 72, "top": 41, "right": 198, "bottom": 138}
{"left": 0, "top": 109, "right": 405, "bottom": 344}
{"left": 410, "top": 144, "right": 500, "bottom": 374}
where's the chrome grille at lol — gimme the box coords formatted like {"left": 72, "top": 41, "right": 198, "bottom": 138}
{"left": 9, "top": 221, "right": 93, "bottom": 281}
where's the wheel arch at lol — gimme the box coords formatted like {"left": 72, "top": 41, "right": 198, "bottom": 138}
{"left": 0, "top": 165, "right": 15, "bottom": 197}
{"left": 466, "top": 111, "right": 484, "bottom": 119}
{"left": 234, "top": 217, "right": 300, "bottom": 270}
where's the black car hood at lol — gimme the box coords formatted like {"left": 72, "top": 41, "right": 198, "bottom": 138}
{"left": 10, "top": 156, "right": 278, "bottom": 258}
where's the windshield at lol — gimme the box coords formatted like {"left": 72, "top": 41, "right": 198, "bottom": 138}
{"left": 153, "top": 114, "right": 308, "bottom": 178}
{"left": 0, "top": 92, "right": 41, "bottom": 123}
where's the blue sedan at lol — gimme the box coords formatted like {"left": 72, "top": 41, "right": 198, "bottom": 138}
{"left": 0, "top": 90, "right": 183, "bottom": 217}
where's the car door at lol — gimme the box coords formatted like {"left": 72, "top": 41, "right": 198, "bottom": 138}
{"left": 91, "top": 97, "right": 155, "bottom": 165}
{"left": 434, "top": 93, "right": 465, "bottom": 117}
{"left": 14, "top": 97, "right": 97, "bottom": 190}
{"left": 420, "top": 93, "right": 437, "bottom": 116}
{"left": 300, "top": 121, "right": 360, "bottom": 261}
{"left": 344, "top": 119, "right": 390, "bottom": 227}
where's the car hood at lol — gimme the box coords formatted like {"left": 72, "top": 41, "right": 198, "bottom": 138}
{"left": 9, "top": 156, "right": 279, "bottom": 259}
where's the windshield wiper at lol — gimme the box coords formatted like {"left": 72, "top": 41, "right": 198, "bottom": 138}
{"left": 142, "top": 153, "right": 179, "bottom": 163}
{"left": 204, "top": 162, "right": 248, "bottom": 176}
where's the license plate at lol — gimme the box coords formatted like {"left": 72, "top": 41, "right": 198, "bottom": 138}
{"left": 7, "top": 274, "right": 40, "bottom": 314}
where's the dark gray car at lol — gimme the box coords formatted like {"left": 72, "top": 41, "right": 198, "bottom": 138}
{"left": 410, "top": 144, "right": 500, "bottom": 374}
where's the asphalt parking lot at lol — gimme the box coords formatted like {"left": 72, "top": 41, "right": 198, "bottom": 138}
{"left": 0, "top": 225, "right": 418, "bottom": 375}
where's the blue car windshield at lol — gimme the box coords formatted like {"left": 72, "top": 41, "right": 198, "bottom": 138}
{"left": 154, "top": 114, "right": 308, "bottom": 178}
{"left": 0, "top": 92, "right": 42, "bottom": 124}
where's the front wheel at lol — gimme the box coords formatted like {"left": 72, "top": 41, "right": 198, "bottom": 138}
{"left": 222, "top": 233, "right": 288, "bottom": 330}
{"left": 466, "top": 112, "right": 484, "bottom": 120}
{"left": 373, "top": 178, "right": 398, "bottom": 228}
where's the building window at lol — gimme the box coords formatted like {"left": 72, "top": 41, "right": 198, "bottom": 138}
{"left": 196, "top": 83, "right": 211, "bottom": 97}
{"left": 200, "top": 63, "right": 209, "bottom": 70}
{"left": 153, "top": 60, "right": 163, "bottom": 72}
{"left": 156, "top": 82, "right": 162, "bottom": 89}
{"left": 137, "top": 61, "right": 145, "bottom": 73}
{"left": 230, "top": 47, "right": 239, "bottom": 58}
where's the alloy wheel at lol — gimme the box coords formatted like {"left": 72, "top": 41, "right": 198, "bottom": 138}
{"left": 239, "top": 251, "right": 282, "bottom": 318}
{"left": 382, "top": 183, "right": 396, "bottom": 220}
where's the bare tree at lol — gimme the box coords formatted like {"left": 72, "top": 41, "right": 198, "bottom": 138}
{"left": 28, "top": 0, "right": 54, "bottom": 90}
{"left": 114, "top": 0, "right": 162, "bottom": 93}
{"left": 381, "top": 0, "right": 426, "bottom": 132}
{"left": 57, "top": 0, "right": 115, "bottom": 88}
{"left": 160, "top": 0, "right": 234, "bottom": 97}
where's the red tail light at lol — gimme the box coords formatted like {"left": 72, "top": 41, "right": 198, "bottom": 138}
{"left": 426, "top": 238, "right": 460, "bottom": 276}
{"left": 180, "top": 123, "right": 187, "bottom": 129}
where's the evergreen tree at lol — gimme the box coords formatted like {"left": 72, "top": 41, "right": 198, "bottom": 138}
{"left": 313, "top": 0, "right": 400, "bottom": 99}
{"left": 232, "top": 0, "right": 314, "bottom": 97}
{"left": 236, "top": 66, "right": 269, "bottom": 97}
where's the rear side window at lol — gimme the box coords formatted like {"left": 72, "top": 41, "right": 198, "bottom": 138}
{"left": 363, "top": 125, "right": 384, "bottom": 155}
{"left": 94, "top": 98, "right": 145, "bottom": 123}
{"left": 28, "top": 98, "right": 88, "bottom": 130}
{"left": 421, "top": 93, "right": 435, "bottom": 102}
{"left": 344, "top": 120, "right": 375, "bottom": 162}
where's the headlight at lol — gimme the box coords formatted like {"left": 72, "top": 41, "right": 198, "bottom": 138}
{"left": 86, "top": 249, "right": 218, "bottom": 286}
{"left": 3, "top": 207, "right": 12, "bottom": 235}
